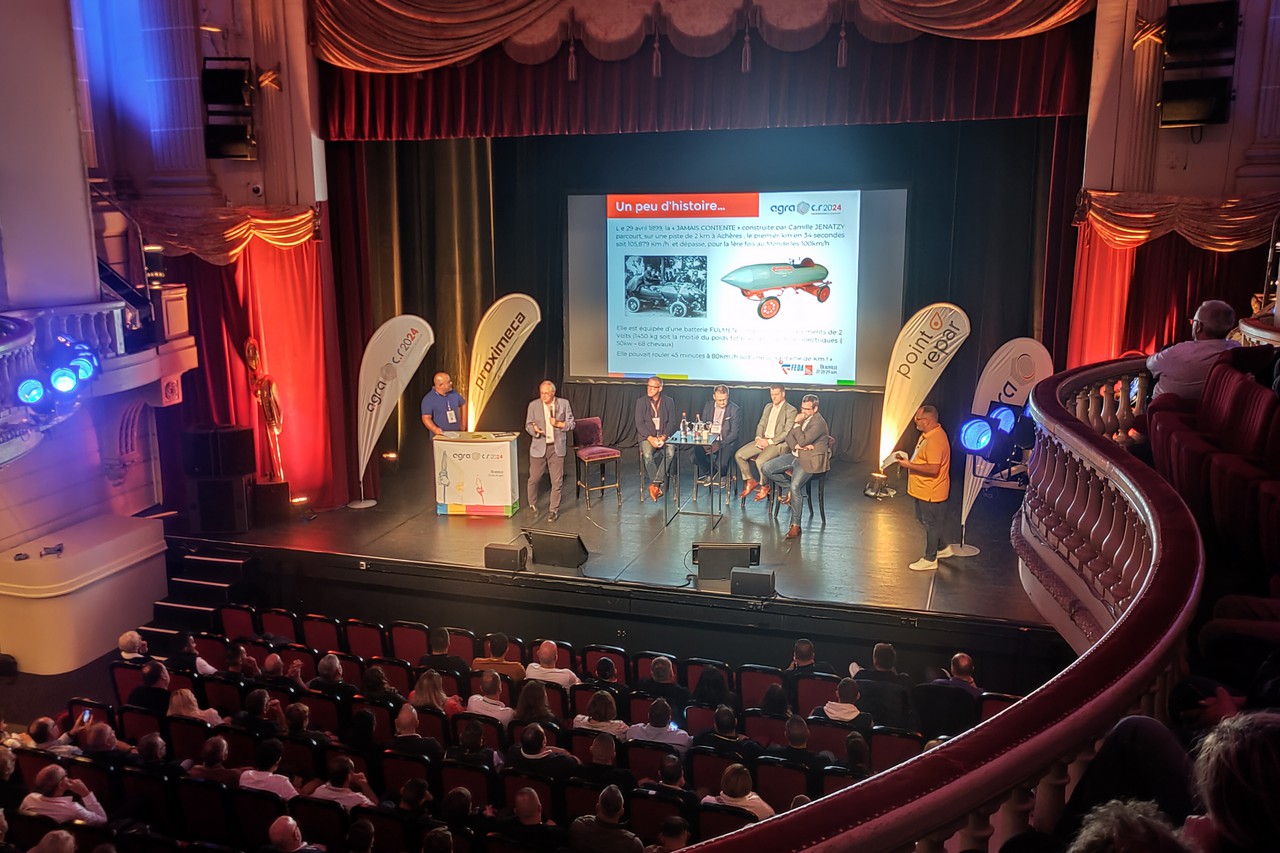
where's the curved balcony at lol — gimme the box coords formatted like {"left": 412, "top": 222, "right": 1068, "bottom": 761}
{"left": 693, "top": 356, "right": 1202, "bottom": 851}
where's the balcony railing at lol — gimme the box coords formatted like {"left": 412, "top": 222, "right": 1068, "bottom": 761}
{"left": 692, "top": 356, "right": 1202, "bottom": 851}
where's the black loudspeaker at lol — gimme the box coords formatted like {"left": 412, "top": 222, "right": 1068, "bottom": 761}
{"left": 731, "top": 567, "right": 776, "bottom": 597}
{"left": 183, "top": 426, "right": 256, "bottom": 477}
{"left": 523, "top": 529, "right": 589, "bottom": 569}
{"left": 253, "top": 480, "right": 292, "bottom": 527}
{"left": 1164, "top": 1, "right": 1238, "bottom": 55}
{"left": 1160, "top": 77, "right": 1233, "bottom": 128}
{"left": 484, "top": 543, "right": 529, "bottom": 571}
{"left": 188, "top": 474, "right": 254, "bottom": 533}
{"left": 204, "top": 123, "right": 257, "bottom": 160}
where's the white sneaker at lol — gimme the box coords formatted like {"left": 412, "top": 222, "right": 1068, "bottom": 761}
{"left": 936, "top": 546, "right": 955, "bottom": 559}
{"left": 909, "top": 558, "right": 939, "bottom": 571}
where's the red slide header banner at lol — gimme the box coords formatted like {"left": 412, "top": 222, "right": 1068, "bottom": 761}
{"left": 607, "top": 193, "right": 759, "bottom": 219}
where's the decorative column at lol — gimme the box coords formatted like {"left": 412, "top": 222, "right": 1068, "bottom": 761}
{"left": 1238, "top": 0, "right": 1280, "bottom": 186}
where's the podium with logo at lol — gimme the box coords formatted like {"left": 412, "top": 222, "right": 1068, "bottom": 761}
{"left": 434, "top": 432, "right": 520, "bottom": 516}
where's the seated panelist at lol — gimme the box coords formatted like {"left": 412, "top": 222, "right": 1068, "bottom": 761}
{"left": 694, "top": 385, "right": 741, "bottom": 484}
{"left": 738, "top": 385, "right": 797, "bottom": 500}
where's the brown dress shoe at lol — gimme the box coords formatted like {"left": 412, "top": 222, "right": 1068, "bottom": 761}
{"left": 739, "top": 479, "right": 759, "bottom": 499}
{"left": 648, "top": 483, "right": 663, "bottom": 501}
{"left": 785, "top": 524, "right": 801, "bottom": 539}
{"left": 778, "top": 492, "right": 792, "bottom": 506}
{"left": 753, "top": 485, "right": 771, "bottom": 502}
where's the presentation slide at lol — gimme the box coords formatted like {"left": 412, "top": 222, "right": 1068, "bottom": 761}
{"left": 567, "top": 188, "right": 906, "bottom": 388}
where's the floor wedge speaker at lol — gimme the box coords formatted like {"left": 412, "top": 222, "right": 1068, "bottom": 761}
{"left": 484, "top": 543, "right": 528, "bottom": 571}
{"left": 731, "top": 567, "right": 776, "bottom": 597}
{"left": 523, "top": 528, "right": 589, "bottom": 568}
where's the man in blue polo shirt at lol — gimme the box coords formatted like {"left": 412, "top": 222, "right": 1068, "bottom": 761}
{"left": 421, "top": 372, "right": 467, "bottom": 435}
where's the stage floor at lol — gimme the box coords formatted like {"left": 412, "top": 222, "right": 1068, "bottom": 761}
{"left": 206, "top": 459, "right": 1045, "bottom": 628}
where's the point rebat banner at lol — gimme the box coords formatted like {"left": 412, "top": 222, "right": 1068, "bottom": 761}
{"left": 468, "top": 294, "right": 542, "bottom": 430}
{"left": 878, "top": 303, "right": 971, "bottom": 468}
{"left": 961, "top": 337, "right": 1053, "bottom": 528}
{"left": 356, "top": 315, "right": 435, "bottom": 480}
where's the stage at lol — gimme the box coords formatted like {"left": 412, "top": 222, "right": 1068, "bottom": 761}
{"left": 167, "top": 457, "right": 1069, "bottom": 695}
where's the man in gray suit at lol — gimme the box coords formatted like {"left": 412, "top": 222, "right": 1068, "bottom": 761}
{"left": 737, "top": 384, "right": 798, "bottom": 501}
{"left": 526, "top": 380, "right": 575, "bottom": 521}
{"left": 761, "top": 394, "right": 831, "bottom": 540}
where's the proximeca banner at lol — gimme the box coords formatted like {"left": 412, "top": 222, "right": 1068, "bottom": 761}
{"left": 878, "top": 303, "right": 971, "bottom": 468}
{"left": 355, "top": 315, "right": 435, "bottom": 480}
{"left": 467, "top": 294, "right": 542, "bottom": 430}
{"left": 961, "top": 337, "right": 1053, "bottom": 529}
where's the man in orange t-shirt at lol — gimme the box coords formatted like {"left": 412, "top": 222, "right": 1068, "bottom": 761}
{"left": 893, "top": 405, "right": 952, "bottom": 572}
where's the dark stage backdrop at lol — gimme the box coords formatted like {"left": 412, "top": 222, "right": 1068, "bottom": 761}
{"left": 329, "top": 117, "right": 1082, "bottom": 481}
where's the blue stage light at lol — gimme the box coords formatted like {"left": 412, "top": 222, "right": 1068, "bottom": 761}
{"left": 16, "top": 378, "right": 46, "bottom": 405}
{"left": 49, "top": 367, "right": 78, "bottom": 394}
{"left": 988, "top": 404, "right": 1017, "bottom": 434}
{"left": 69, "top": 356, "right": 96, "bottom": 380}
{"left": 958, "top": 417, "right": 994, "bottom": 454}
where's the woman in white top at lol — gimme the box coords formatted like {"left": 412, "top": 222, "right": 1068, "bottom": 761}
{"left": 572, "top": 690, "right": 629, "bottom": 739}
{"left": 167, "top": 687, "right": 224, "bottom": 725}
{"left": 702, "top": 763, "right": 775, "bottom": 820}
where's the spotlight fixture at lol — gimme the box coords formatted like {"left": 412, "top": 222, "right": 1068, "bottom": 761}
{"left": 48, "top": 367, "right": 79, "bottom": 395}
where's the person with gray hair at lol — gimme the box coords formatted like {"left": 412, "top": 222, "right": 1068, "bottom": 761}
{"left": 466, "top": 670, "right": 515, "bottom": 727}
{"left": 309, "top": 653, "right": 358, "bottom": 698}
{"left": 19, "top": 764, "right": 108, "bottom": 825}
{"left": 113, "top": 629, "right": 151, "bottom": 663}
{"left": 636, "top": 657, "right": 690, "bottom": 724}
{"left": 1146, "top": 298, "right": 1239, "bottom": 401}
{"left": 525, "top": 379, "right": 575, "bottom": 522}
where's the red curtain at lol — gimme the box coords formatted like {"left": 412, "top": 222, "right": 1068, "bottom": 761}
{"left": 1065, "top": 220, "right": 1136, "bottom": 368}
{"left": 322, "top": 20, "right": 1092, "bottom": 140}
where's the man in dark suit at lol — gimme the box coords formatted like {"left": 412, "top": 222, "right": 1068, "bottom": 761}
{"left": 635, "top": 376, "right": 678, "bottom": 501}
{"left": 694, "top": 385, "right": 742, "bottom": 486}
{"left": 761, "top": 393, "right": 830, "bottom": 540}
{"left": 525, "top": 380, "right": 575, "bottom": 522}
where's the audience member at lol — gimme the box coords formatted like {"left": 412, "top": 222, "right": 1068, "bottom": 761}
{"left": 1066, "top": 799, "right": 1190, "bottom": 853}
{"left": 570, "top": 733, "right": 635, "bottom": 790}
{"left": 410, "top": 669, "right": 465, "bottom": 718}
{"left": 1146, "top": 299, "right": 1239, "bottom": 402}
{"left": 283, "top": 702, "right": 330, "bottom": 748}
{"left": 810, "top": 678, "right": 873, "bottom": 734}
{"left": 127, "top": 661, "right": 171, "bottom": 715}
{"left": 136, "top": 731, "right": 185, "bottom": 776}
{"left": 933, "top": 653, "right": 982, "bottom": 698}
{"left": 636, "top": 657, "right": 690, "bottom": 723}
{"left": 20, "top": 765, "right": 108, "bottom": 825}
{"left": 114, "top": 630, "right": 152, "bottom": 663}
{"left": 239, "top": 738, "right": 300, "bottom": 800}
{"left": 233, "top": 688, "right": 285, "bottom": 737}
{"left": 782, "top": 639, "right": 835, "bottom": 704}
{"left": 81, "top": 722, "right": 137, "bottom": 767}
{"left": 360, "top": 666, "right": 407, "bottom": 706}
{"left": 1183, "top": 710, "right": 1280, "bottom": 853}
{"left": 268, "top": 815, "right": 324, "bottom": 852}
{"left": 643, "top": 816, "right": 690, "bottom": 853}
{"left": 437, "top": 786, "right": 486, "bottom": 838}
{"left": 0, "top": 747, "right": 20, "bottom": 812}
{"left": 444, "top": 718, "right": 502, "bottom": 770}
{"left": 224, "top": 643, "right": 261, "bottom": 679}
{"left": 492, "top": 786, "right": 570, "bottom": 849}
{"left": 422, "top": 825, "right": 455, "bottom": 853}
{"left": 344, "top": 818, "right": 376, "bottom": 853}
{"left": 390, "top": 703, "right": 444, "bottom": 761}
{"left": 472, "top": 632, "right": 526, "bottom": 682}
{"left": 166, "top": 632, "right": 217, "bottom": 675}
{"left": 765, "top": 716, "right": 834, "bottom": 771}
{"left": 188, "top": 735, "right": 243, "bottom": 785}
{"left": 573, "top": 690, "right": 629, "bottom": 738}
{"left": 689, "top": 667, "right": 741, "bottom": 718}
{"left": 701, "top": 763, "right": 774, "bottom": 821}
{"left": 511, "top": 679, "right": 560, "bottom": 727}
{"left": 526, "top": 640, "right": 580, "bottom": 690}
{"left": 0, "top": 807, "right": 20, "bottom": 853}
{"left": 639, "top": 754, "right": 699, "bottom": 810}
{"left": 309, "top": 756, "right": 376, "bottom": 810}
{"left": 168, "top": 687, "right": 223, "bottom": 725}
{"left": 569, "top": 784, "right": 643, "bottom": 853}
{"left": 418, "top": 627, "right": 470, "bottom": 677}
{"left": 506, "top": 723, "right": 578, "bottom": 780}
{"left": 758, "top": 683, "right": 792, "bottom": 717}
{"left": 29, "top": 830, "right": 74, "bottom": 853}
{"left": 261, "top": 654, "right": 309, "bottom": 693}
{"left": 343, "top": 708, "right": 383, "bottom": 763}
{"left": 789, "top": 794, "right": 811, "bottom": 810}
{"left": 465, "top": 670, "right": 515, "bottom": 727}
{"left": 854, "top": 643, "right": 914, "bottom": 687}
{"left": 626, "top": 699, "right": 691, "bottom": 754}
{"left": 840, "top": 731, "right": 871, "bottom": 779}
{"left": 583, "top": 657, "right": 630, "bottom": 705}
{"left": 690, "top": 705, "right": 763, "bottom": 762}
{"left": 852, "top": 645, "right": 916, "bottom": 730}
{"left": 309, "top": 653, "right": 359, "bottom": 699}
{"left": 386, "top": 777, "right": 441, "bottom": 836}
{"left": 26, "top": 717, "right": 82, "bottom": 757}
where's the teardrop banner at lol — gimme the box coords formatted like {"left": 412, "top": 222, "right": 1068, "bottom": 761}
{"left": 878, "top": 303, "right": 971, "bottom": 470}
{"left": 352, "top": 315, "right": 435, "bottom": 507}
{"left": 467, "top": 294, "right": 542, "bottom": 430}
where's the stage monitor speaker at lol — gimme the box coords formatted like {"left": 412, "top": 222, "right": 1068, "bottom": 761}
{"left": 184, "top": 426, "right": 256, "bottom": 477}
{"left": 523, "top": 528, "right": 588, "bottom": 569}
{"left": 253, "top": 480, "right": 292, "bottom": 527}
{"left": 484, "top": 543, "right": 529, "bottom": 571}
{"left": 692, "top": 541, "right": 761, "bottom": 582}
{"left": 1164, "top": 1, "right": 1238, "bottom": 55}
{"left": 732, "top": 566, "right": 776, "bottom": 597}
{"left": 188, "top": 474, "right": 254, "bottom": 533}
{"left": 1160, "top": 77, "right": 1233, "bottom": 128}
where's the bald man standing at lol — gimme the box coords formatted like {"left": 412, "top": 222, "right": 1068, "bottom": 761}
{"left": 526, "top": 380, "right": 575, "bottom": 521}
